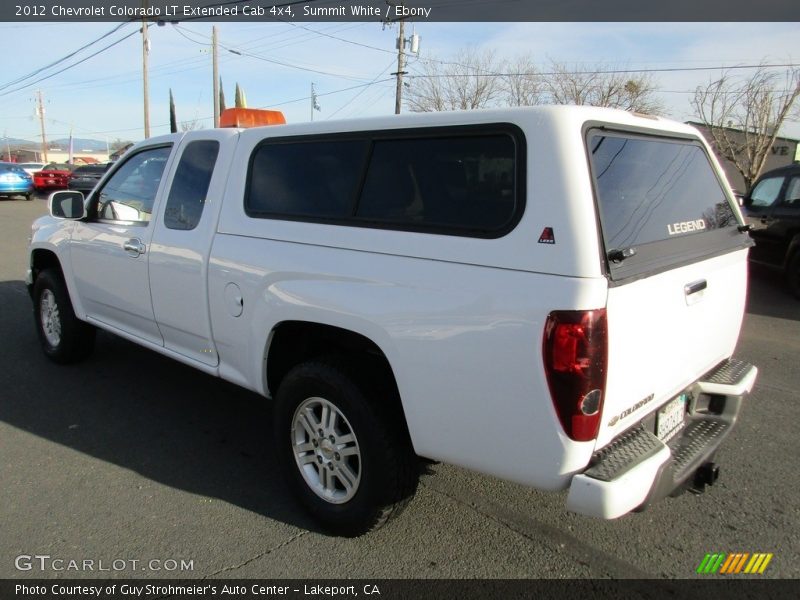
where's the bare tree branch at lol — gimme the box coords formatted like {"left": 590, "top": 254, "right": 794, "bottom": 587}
{"left": 405, "top": 48, "right": 502, "bottom": 112}
{"left": 544, "top": 61, "right": 665, "bottom": 114}
{"left": 692, "top": 65, "right": 800, "bottom": 192}
{"left": 502, "top": 55, "right": 545, "bottom": 107}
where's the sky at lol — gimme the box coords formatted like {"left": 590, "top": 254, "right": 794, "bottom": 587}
{"left": 0, "top": 20, "right": 797, "bottom": 147}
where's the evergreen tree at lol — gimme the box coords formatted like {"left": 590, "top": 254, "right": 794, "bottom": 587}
{"left": 169, "top": 89, "right": 177, "bottom": 133}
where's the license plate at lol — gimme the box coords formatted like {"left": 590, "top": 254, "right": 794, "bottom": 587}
{"left": 47, "top": 179, "right": 55, "bottom": 184}
{"left": 656, "top": 394, "right": 687, "bottom": 442}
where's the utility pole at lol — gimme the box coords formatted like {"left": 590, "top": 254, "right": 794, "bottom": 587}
{"left": 36, "top": 90, "right": 48, "bottom": 163}
{"left": 142, "top": 1, "right": 151, "bottom": 138}
{"left": 212, "top": 26, "right": 219, "bottom": 127}
{"left": 388, "top": 4, "right": 419, "bottom": 115}
{"left": 311, "top": 83, "right": 321, "bottom": 121}
{"left": 393, "top": 18, "right": 406, "bottom": 115}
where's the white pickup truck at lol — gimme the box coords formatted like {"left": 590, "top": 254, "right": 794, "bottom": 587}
{"left": 28, "top": 106, "right": 757, "bottom": 536}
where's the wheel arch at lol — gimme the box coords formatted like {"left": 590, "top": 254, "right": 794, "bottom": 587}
{"left": 29, "top": 245, "right": 85, "bottom": 319}
{"left": 264, "top": 320, "right": 413, "bottom": 447}
{"left": 30, "top": 247, "right": 63, "bottom": 281}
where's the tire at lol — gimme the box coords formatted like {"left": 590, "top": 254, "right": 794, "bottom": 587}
{"left": 274, "top": 358, "right": 418, "bottom": 536}
{"left": 33, "top": 269, "right": 95, "bottom": 364}
{"left": 788, "top": 252, "right": 800, "bottom": 300}
{"left": 25, "top": 192, "right": 33, "bottom": 201}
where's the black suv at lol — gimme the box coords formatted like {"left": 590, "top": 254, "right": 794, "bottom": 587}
{"left": 67, "top": 163, "right": 112, "bottom": 195}
{"left": 742, "top": 163, "right": 800, "bottom": 298}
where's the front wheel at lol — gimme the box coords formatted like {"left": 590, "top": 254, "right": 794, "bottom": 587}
{"left": 33, "top": 269, "right": 95, "bottom": 363}
{"left": 274, "top": 359, "right": 418, "bottom": 536}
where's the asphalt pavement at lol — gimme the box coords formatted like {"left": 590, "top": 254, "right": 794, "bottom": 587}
{"left": 1, "top": 195, "right": 798, "bottom": 579}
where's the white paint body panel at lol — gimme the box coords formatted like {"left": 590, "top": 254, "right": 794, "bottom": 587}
{"left": 27, "top": 106, "right": 753, "bottom": 515}
{"left": 598, "top": 249, "right": 749, "bottom": 447}
{"left": 148, "top": 128, "right": 240, "bottom": 366}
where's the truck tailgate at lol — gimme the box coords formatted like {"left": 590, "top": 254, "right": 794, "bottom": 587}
{"left": 585, "top": 127, "right": 753, "bottom": 449}
{"left": 598, "top": 248, "right": 748, "bottom": 447}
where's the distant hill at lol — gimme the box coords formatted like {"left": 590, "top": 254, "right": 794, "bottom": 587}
{"left": 3, "top": 137, "right": 37, "bottom": 149}
{"left": 50, "top": 138, "right": 108, "bottom": 152}
{"left": 3, "top": 137, "right": 109, "bottom": 152}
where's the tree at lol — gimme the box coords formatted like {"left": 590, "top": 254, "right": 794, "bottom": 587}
{"left": 405, "top": 48, "right": 503, "bottom": 112}
{"left": 543, "top": 61, "right": 664, "bottom": 113}
{"left": 406, "top": 50, "right": 664, "bottom": 116}
{"left": 109, "top": 138, "right": 133, "bottom": 154}
{"left": 235, "top": 82, "right": 247, "bottom": 108}
{"left": 502, "top": 55, "right": 545, "bottom": 107}
{"left": 169, "top": 89, "right": 178, "bottom": 134}
{"left": 180, "top": 119, "right": 202, "bottom": 132}
{"left": 693, "top": 65, "right": 800, "bottom": 192}
{"left": 219, "top": 77, "right": 227, "bottom": 112}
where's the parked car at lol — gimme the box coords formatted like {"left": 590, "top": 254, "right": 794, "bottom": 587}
{"left": 18, "top": 162, "right": 45, "bottom": 177}
{"left": 33, "top": 163, "right": 73, "bottom": 191}
{"left": 0, "top": 162, "right": 33, "bottom": 200}
{"left": 68, "top": 163, "right": 112, "bottom": 194}
{"left": 741, "top": 162, "right": 800, "bottom": 298}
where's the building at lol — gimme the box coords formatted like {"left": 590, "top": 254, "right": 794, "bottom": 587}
{"left": 688, "top": 122, "right": 799, "bottom": 193}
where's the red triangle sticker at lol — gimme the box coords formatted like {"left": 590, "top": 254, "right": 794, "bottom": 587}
{"left": 538, "top": 227, "right": 555, "bottom": 244}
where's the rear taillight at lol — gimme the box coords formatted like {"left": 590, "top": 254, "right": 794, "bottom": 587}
{"left": 543, "top": 309, "right": 608, "bottom": 442}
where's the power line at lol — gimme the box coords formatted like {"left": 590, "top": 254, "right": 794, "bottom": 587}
{"left": 4, "top": 77, "right": 397, "bottom": 138}
{"left": 0, "top": 23, "right": 130, "bottom": 91}
{"left": 0, "top": 28, "right": 139, "bottom": 97}
{"left": 282, "top": 21, "right": 395, "bottom": 55}
{"left": 326, "top": 60, "right": 397, "bottom": 119}
{"left": 406, "top": 62, "right": 800, "bottom": 79}
{"left": 174, "top": 24, "right": 375, "bottom": 82}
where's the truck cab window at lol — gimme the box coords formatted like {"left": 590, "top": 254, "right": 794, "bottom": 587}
{"left": 164, "top": 140, "right": 220, "bottom": 230}
{"left": 95, "top": 146, "right": 172, "bottom": 223}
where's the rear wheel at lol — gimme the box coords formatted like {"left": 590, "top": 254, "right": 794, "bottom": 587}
{"left": 33, "top": 269, "right": 95, "bottom": 363}
{"left": 25, "top": 192, "right": 33, "bottom": 201}
{"left": 274, "top": 359, "right": 418, "bottom": 536}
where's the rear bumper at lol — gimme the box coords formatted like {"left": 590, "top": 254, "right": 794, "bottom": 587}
{"left": 566, "top": 358, "right": 757, "bottom": 519}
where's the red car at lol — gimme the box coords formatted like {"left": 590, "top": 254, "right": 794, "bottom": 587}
{"left": 33, "top": 163, "right": 74, "bottom": 191}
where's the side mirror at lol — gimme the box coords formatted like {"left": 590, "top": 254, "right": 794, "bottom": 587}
{"left": 49, "top": 191, "right": 86, "bottom": 220}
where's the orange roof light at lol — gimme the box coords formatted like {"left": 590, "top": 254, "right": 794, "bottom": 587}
{"left": 219, "top": 108, "right": 286, "bottom": 128}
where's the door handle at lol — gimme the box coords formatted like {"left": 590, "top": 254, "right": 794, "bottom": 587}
{"left": 684, "top": 279, "right": 707, "bottom": 296}
{"left": 123, "top": 238, "right": 146, "bottom": 256}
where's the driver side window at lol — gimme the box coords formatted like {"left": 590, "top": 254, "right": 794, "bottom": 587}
{"left": 95, "top": 146, "right": 172, "bottom": 223}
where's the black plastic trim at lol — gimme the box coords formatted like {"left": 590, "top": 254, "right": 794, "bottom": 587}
{"left": 243, "top": 123, "right": 527, "bottom": 240}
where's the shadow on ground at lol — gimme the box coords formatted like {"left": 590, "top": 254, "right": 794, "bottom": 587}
{"left": 746, "top": 265, "right": 800, "bottom": 322}
{"left": 0, "top": 279, "right": 324, "bottom": 535}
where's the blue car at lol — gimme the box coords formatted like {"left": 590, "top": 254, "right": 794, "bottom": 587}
{"left": 0, "top": 162, "right": 34, "bottom": 200}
